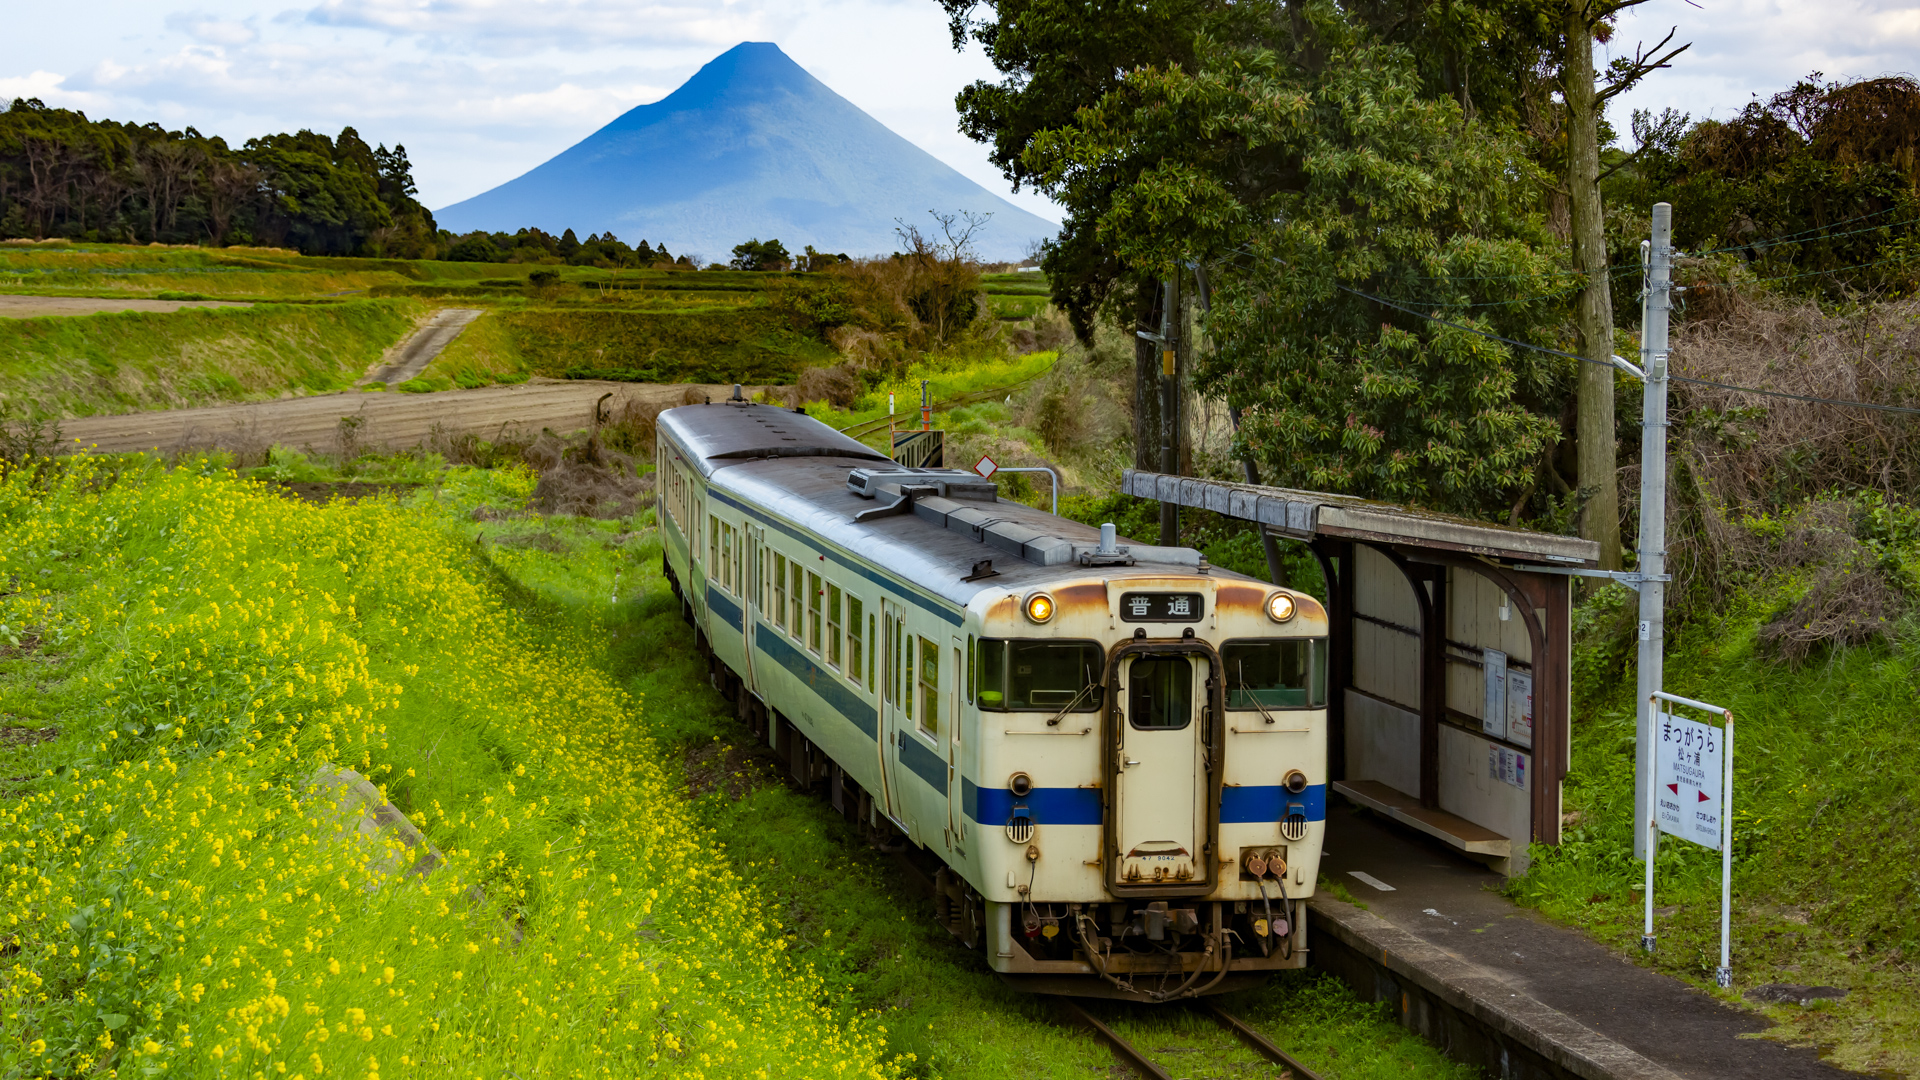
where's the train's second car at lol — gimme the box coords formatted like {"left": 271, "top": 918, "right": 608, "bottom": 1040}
{"left": 656, "top": 398, "right": 1328, "bottom": 1001}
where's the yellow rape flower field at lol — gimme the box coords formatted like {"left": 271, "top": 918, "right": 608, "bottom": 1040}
{"left": 0, "top": 457, "right": 899, "bottom": 1079}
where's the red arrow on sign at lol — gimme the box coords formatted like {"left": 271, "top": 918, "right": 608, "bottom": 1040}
{"left": 1697, "top": 790, "right": 1712, "bottom": 802}
{"left": 1667, "top": 783, "right": 1680, "bottom": 795}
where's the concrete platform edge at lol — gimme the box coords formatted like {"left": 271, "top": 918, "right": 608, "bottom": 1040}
{"left": 1307, "top": 896, "right": 1687, "bottom": 1080}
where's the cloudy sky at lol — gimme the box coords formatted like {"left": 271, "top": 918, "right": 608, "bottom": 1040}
{"left": 3, "top": 0, "right": 1914, "bottom": 226}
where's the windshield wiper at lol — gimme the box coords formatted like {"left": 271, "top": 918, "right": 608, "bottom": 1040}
{"left": 1238, "top": 660, "right": 1280, "bottom": 726}
{"left": 1045, "top": 663, "right": 1098, "bottom": 727}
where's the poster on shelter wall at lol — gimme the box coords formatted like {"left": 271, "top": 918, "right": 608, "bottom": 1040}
{"left": 1488, "top": 745, "right": 1528, "bottom": 790}
{"left": 1482, "top": 649, "right": 1508, "bottom": 740}
{"left": 1507, "top": 670, "right": 1534, "bottom": 749}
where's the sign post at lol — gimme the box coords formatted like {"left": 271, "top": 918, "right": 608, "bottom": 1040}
{"left": 1643, "top": 689, "right": 1735, "bottom": 988}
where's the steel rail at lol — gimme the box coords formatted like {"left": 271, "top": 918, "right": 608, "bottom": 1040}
{"left": 1054, "top": 998, "right": 1175, "bottom": 1080}
{"left": 1056, "top": 998, "right": 1324, "bottom": 1080}
{"left": 1201, "top": 1003, "right": 1325, "bottom": 1080}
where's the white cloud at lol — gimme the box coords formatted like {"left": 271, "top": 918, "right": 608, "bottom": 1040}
{"left": 300, "top": 0, "right": 785, "bottom": 54}
{"left": 1606, "top": 0, "right": 1920, "bottom": 134}
{"left": 164, "top": 12, "right": 259, "bottom": 47}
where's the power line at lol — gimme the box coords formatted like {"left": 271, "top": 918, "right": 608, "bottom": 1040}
{"left": 1333, "top": 281, "right": 1920, "bottom": 418}
{"left": 1690, "top": 204, "right": 1911, "bottom": 256}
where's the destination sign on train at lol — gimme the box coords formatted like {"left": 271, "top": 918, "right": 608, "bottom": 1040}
{"left": 1118, "top": 592, "right": 1206, "bottom": 623}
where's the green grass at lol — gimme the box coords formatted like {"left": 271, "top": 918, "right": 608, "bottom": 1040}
{"left": 0, "top": 299, "right": 424, "bottom": 416}
{"left": 435, "top": 306, "right": 837, "bottom": 386}
{"left": 1508, "top": 581, "right": 1920, "bottom": 1075}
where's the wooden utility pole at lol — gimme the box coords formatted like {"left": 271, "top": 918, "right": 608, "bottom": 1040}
{"left": 1133, "top": 284, "right": 1163, "bottom": 473}
{"left": 1159, "top": 273, "right": 1181, "bottom": 545}
{"left": 1563, "top": 6, "right": 1622, "bottom": 571}
{"left": 1560, "top": 1, "right": 1685, "bottom": 572}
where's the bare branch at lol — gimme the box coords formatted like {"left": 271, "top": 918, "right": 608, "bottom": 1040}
{"left": 1597, "top": 28, "right": 1690, "bottom": 102}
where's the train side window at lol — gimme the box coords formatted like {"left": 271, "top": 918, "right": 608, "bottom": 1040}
{"left": 883, "top": 617, "right": 895, "bottom": 705}
{"left": 788, "top": 561, "right": 803, "bottom": 635}
{"left": 847, "top": 597, "right": 865, "bottom": 684}
{"left": 826, "top": 584, "right": 843, "bottom": 668}
{"left": 917, "top": 636, "right": 940, "bottom": 738}
{"left": 806, "top": 571, "right": 823, "bottom": 653}
{"left": 707, "top": 514, "right": 719, "bottom": 579}
{"left": 978, "top": 639, "right": 1004, "bottom": 709}
{"left": 966, "top": 636, "right": 975, "bottom": 705}
{"left": 866, "top": 612, "right": 876, "bottom": 690}
{"left": 773, "top": 555, "right": 788, "bottom": 629}
{"left": 720, "top": 525, "right": 733, "bottom": 593}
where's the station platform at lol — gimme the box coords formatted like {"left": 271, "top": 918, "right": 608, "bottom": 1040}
{"left": 1308, "top": 799, "right": 1858, "bottom": 1080}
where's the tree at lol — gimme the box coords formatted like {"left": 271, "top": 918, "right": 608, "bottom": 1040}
{"left": 1030, "top": 5, "right": 1571, "bottom": 517}
{"left": 945, "top": 0, "right": 1231, "bottom": 468}
{"left": 729, "top": 238, "right": 791, "bottom": 271}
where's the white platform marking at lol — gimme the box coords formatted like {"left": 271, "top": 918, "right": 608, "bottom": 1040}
{"left": 1348, "top": 871, "right": 1396, "bottom": 892}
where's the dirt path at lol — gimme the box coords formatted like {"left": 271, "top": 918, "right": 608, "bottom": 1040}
{"left": 58, "top": 379, "right": 767, "bottom": 456}
{"left": 361, "top": 308, "right": 483, "bottom": 386}
{"left": 0, "top": 295, "right": 253, "bottom": 318}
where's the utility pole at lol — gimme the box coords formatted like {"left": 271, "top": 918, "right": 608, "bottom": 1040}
{"left": 1633, "top": 203, "right": 1673, "bottom": 862}
{"left": 1159, "top": 274, "right": 1181, "bottom": 546}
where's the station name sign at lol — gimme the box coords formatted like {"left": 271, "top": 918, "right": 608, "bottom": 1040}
{"left": 1118, "top": 591, "right": 1204, "bottom": 623}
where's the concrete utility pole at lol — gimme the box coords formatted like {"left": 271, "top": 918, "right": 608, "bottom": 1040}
{"left": 1158, "top": 273, "right": 1181, "bottom": 546}
{"left": 1633, "top": 203, "right": 1673, "bottom": 862}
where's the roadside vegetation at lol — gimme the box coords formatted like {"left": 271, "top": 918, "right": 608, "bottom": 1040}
{"left": 0, "top": 456, "right": 900, "bottom": 1079}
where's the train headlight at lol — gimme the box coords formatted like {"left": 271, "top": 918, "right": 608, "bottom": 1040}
{"left": 1266, "top": 592, "right": 1296, "bottom": 623}
{"left": 1284, "top": 769, "right": 1309, "bottom": 794}
{"left": 1024, "top": 592, "right": 1056, "bottom": 624}
{"left": 1008, "top": 772, "right": 1034, "bottom": 797}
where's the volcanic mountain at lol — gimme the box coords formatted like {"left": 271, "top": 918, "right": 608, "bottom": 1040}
{"left": 435, "top": 42, "right": 1058, "bottom": 261}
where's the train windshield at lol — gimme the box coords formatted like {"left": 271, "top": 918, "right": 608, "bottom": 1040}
{"left": 977, "top": 640, "right": 1104, "bottom": 711}
{"left": 1222, "top": 639, "right": 1327, "bottom": 709}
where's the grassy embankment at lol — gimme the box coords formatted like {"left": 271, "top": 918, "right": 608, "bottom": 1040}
{"left": 0, "top": 300, "right": 425, "bottom": 417}
{"left": 1507, "top": 569, "right": 1920, "bottom": 1075}
{"left": 0, "top": 458, "right": 901, "bottom": 1079}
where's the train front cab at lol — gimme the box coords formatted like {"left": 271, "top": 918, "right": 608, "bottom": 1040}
{"left": 958, "top": 575, "right": 1330, "bottom": 1001}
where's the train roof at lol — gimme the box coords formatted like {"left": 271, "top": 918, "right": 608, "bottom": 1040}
{"left": 658, "top": 401, "right": 1240, "bottom": 610}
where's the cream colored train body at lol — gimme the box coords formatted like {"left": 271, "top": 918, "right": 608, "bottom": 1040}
{"left": 658, "top": 399, "right": 1327, "bottom": 1000}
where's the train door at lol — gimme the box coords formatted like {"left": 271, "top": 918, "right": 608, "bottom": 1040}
{"left": 1115, "top": 654, "right": 1210, "bottom": 886}
{"left": 948, "top": 636, "right": 966, "bottom": 847}
{"left": 878, "top": 599, "right": 906, "bottom": 834}
{"left": 742, "top": 524, "right": 762, "bottom": 694}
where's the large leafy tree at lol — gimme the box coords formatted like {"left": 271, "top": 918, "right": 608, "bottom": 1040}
{"left": 955, "top": 0, "right": 1573, "bottom": 517}
{"left": 1065, "top": 14, "right": 1571, "bottom": 515}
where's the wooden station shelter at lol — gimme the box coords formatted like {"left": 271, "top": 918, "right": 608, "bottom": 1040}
{"left": 1122, "top": 471, "right": 1600, "bottom": 874}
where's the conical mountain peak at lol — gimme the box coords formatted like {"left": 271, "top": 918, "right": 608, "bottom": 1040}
{"left": 437, "top": 43, "right": 1055, "bottom": 260}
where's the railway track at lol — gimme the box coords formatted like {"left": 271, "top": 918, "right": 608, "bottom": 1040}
{"left": 1056, "top": 998, "right": 1324, "bottom": 1080}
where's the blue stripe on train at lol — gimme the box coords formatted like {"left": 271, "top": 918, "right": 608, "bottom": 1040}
{"left": 756, "top": 628, "right": 878, "bottom": 740}
{"left": 706, "top": 584, "right": 743, "bottom": 632}
{"left": 959, "top": 782, "right": 1328, "bottom": 827}
{"left": 965, "top": 779, "right": 1103, "bottom": 826}
{"left": 1220, "top": 783, "right": 1327, "bottom": 824}
{"left": 896, "top": 730, "right": 946, "bottom": 790}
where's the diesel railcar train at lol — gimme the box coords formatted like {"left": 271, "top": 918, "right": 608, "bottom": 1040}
{"left": 657, "top": 396, "right": 1329, "bottom": 1001}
